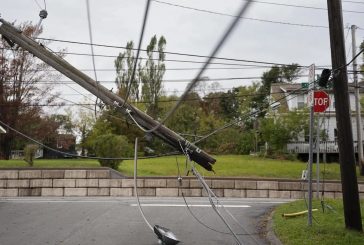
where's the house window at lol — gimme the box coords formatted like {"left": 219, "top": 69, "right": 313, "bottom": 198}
{"left": 334, "top": 128, "right": 338, "bottom": 140}
{"left": 297, "top": 95, "right": 305, "bottom": 109}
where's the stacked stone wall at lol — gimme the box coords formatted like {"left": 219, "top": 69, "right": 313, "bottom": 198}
{"left": 0, "top": 169, "right": 362, "bottom": 198}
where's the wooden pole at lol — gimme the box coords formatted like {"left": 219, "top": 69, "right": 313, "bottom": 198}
{"left": 326, "top": 0, "right": 362, "bottom": 231}
{"left": 0, "top": 19, "right": 216, "bottom": 171}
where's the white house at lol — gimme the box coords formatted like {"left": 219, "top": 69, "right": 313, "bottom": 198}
{"left": 270, "top": 82, "right": 364, "bottom": 157}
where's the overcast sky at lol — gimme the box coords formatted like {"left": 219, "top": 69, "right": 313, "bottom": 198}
{"left": 1, "top": 0, "right": 364, "bottom": 112}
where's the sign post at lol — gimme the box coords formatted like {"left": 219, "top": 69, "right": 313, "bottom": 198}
{"left": 307, "top": 64, "right": 315, "bottom": 226}
{"left": 313, "top": 90, "right": 330, "bottom": 199}
{"left": 307, "top": 87, "right": 331, "bottom": 224}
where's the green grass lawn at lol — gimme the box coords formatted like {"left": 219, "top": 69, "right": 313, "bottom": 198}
{"left": 0, "top": 159, "right": 100, "bottom": 168}
{"left": 1, "top": 155, "right": 363, "bottom": 180}
{"left": 273, "top": 199, "right": 364, "bottom": 245}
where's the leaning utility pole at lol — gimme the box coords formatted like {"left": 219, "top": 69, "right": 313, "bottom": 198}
{"left": 352, "top": 24, "right": 364, "bottom": 175}
{"left": 0, "top": 19, "right": 216, "bottom": 171}
{"left": 327, "top": 1, "right": 363, "bottom": 231}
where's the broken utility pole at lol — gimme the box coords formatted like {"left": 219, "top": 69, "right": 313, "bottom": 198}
{"left": 0, "top": 19, "right": 216, "bottom": 171}
{"left": 327, "top": 0, "right": 362, "bottom": 231}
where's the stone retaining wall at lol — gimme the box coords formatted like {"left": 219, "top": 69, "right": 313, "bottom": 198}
{"left": 0, "top": 169, "right": 363, "bottom": 198}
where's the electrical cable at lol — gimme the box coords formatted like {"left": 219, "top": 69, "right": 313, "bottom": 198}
{"left": 31, "top": 38, "right": 315, "bottom": 68}
{"left": 125, "top": 0, "right": 253, "bottom": 134}
{"left": 120, "top": 0, "right": 151, "bottom": 108}
{"left": 178, "top": 140, "right": 260, "bottom": 244}
{"left": 174, "top": 156, "right": 256, "bottom": 236}
{"left": 320, "top": 107, "right": 331, "bottom": 212}
{"left": 85, "top": 0, "right": 102, "bottom": 118}
{"left": 4, "top": 47, "right": 358, "bottom": 165}
{"left": 192, "top": 166, "right": 260, "bottom": 245}
{"left": 3, "top": 90, "right": 309, "bottom": 108}
{"left": 37, "top": 44, "right": 98, "bottom": 104}
{"left": 189, "top": 165, "right": 245, "bottom": 245}
{"left": 343, "top": 0, "right": 364, "bottom": 4}
{"left": 0, "top": 73, "right": 322, "bottom": 164}
{"left": 193, "top": 86, "right": 310, "bottom": 145}
{"left": 241, "top": 0, "right": 364, "bottom": 14}
{"left": 33, "top": 0, "right": 48, "bottom": 32}
{"left": 1, "top": 74, "right": 310, "bottom": 84}
{"left": 180, "top": 192, "right": 261, "bottom": 236}
{"left": 193, "top": 49, "right": 364, "bottom": 144}
{"left": 151, "top": 0, "right": 328, "bottom": 29}
{"left": 133, "top": 137, "right": 154, "bottom": 231}
{"left": 0, "top": 118, "right": 180, "bottom": 161}
{"left": 33, "top": 0, "right": 43, "bottom": 10}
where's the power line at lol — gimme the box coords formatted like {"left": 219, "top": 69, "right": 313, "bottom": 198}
{"left": 0, "top": 118, "right": 179, "bottom": 160}
{"left": 121, "top": 0, "right": 151, "bottom": 107}
{"left": 151, "top": 0, "right": 328, "bottom": 29}
{"left": 32, "top": 38, "right": 312, "bottom": 68}
{"left": 38, "top": 64, "right": 278, "bottom": 71}
{"left": 2, "top": 89, "right": 307, "bottom": 107}
{"left": 193, "top": 48, "right": 364, "bottom": 144}
{"left": 342, "top": 0, "right": 364, "bottom": 4}
{"left": 2, "top": 75, "right": 310, "bottom": 84}
{"left": 85, "top": 0, "right": 98, "bottom": 83}
{"left": 241, "top": 0, "right": 364, "bottom": 14}
{"left": 125, "top": 0, "right": 254, "bottom": 135}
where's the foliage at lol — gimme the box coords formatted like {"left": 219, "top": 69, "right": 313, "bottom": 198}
{"left": 219, "top": 87, "right": 241, "bottom": 120}
{"left": 24, "top": 144, "right": 38, "bottom": 166}
{"left": 166, "top": 92, "right": 202, "bottom": 134}
{"left": 260, "top": 109, "right": 308, "bottom": 155}
{"left": 0, "top": 22, "right": 62, "bottom": 159}
{"left": 65, "top": 105, "right": 96, "bottom": 156}
{"left": 139, "top": 35, "right": 166, "bottom": 118}
{"left": 93, "top": 134, "right": 132, "bottom": 169}
{"left": 280, "top": 63, "right": 302, "bottom": 82}
{"left": 273, "top": 199, "right": 364, "bottom": 245}
{"left": 115, "top": 41, "right": 139, "bottom": 100}
{"left": 85, "top": 113, "right": 115, "bottom": 155}
{"left": 251, "top": 64, "right": 301, "bottom": 118}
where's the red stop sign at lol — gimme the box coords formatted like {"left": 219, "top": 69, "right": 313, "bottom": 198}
{"left": 313, "top": 91, "right": 330, "bottom": 113}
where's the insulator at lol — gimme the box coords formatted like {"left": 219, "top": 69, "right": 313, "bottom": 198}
{"left": 39, "top": 9, "right": 48, "bottom": 19}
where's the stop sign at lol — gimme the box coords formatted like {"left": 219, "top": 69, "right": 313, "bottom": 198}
{"left": 313, "top": 91, "right": 330, "bottom": 113}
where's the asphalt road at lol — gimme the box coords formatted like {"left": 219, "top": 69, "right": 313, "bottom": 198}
{"left": 0, "top": 197, "right": 289, "bottom": 245}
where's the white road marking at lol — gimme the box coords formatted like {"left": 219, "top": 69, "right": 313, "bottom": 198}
{"left": 130, "top": 204, "right": 251, "bottom": 208}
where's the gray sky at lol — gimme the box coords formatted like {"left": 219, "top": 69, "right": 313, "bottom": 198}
{"left": 1, "top": 0, "right": 364, "bottom": 112}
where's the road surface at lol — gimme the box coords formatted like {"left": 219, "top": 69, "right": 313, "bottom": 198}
{"left": 0, "top": 197, "right": 289, "bottom": 245}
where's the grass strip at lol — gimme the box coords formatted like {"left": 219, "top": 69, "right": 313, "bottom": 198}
{"left": 273, "top": 199, "right": 364, "bottom": 245}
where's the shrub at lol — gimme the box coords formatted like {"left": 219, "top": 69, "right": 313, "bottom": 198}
{"left": 24, "top": 144, "right": 38, "bottom": 166}
{"left": 93, "top": 134, "right": 132, "bottom": 170}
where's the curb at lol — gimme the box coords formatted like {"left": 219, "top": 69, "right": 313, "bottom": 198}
{"left": 266, "top": 210, "right": 283, "bottom": 245}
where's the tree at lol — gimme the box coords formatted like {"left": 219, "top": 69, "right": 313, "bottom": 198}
{"left": 115, "top": 41, "right": 139, "bottom": 101}
{"left": 64, "top": 105, "right": 95, "bottom": 156}
{"left": 251, "top": 64, "right": 301, "bottom": 118}
{"left": 219, "top": 88, "right": 241, "bottom": 120}
{"left": 0, "top": 22, "right": 60, "bottom": 159}
{"left": 93, "top": 134, "right": 132, "bottom": 170}
{"left": 139, "top": 35, "right": 166, "bottom": 118}
{"left": 280, "top": 63, "right": 301, "bottom": 82}
{"left": 260, "top": 109, "right": 308, "bottom": 155}
{"left": 166, "top": 93, "right": 202, "bottom": 135}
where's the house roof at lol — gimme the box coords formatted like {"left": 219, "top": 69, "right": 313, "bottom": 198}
{"left": 271, "top": 81, "right": 364, "bottom": 95}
